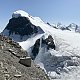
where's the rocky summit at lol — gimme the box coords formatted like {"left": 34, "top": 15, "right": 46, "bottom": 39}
{"left": 0, "top": 34, "right": 49, "bottom": 80}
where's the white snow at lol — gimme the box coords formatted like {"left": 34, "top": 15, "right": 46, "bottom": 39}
{"left": 34, "top": 17, "right": 44, "bottom": 23}
{"left": 19, "top": 34, "right": 44, "bottom": 50}
{"left": 12, "top": 10, "right": 29, "bottom": 18}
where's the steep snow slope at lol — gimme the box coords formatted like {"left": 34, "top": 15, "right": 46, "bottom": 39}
{"left": 2, "top": 10, "right": 80, "bottom": 80}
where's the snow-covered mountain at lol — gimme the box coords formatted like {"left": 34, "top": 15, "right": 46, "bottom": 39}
{"left": 67, "top": 23, "right": 80, "bottom": 32}
{"left": 68, "top": 23, "right": 78, "bottom": 30}
{"left": 49, "top": 22, "right": 80, "bottom": 32}
{"left": 2, "top": 10, "right": 80, "bottom": 80}
{"left": 2, "top": 10, "right": 44, "bottom": 42}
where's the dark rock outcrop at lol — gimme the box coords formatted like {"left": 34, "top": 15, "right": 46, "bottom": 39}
{"left": 6, "top": 17, "right": 38, "bottom": 36}
{"left": 32, "top": 35, "right": 55, "bottom": 59}
{"left": 32, "top": 39, "right": 40, "bottom": 59}
{"left": 45, "top": 35, "right": 55, "bottom": 50}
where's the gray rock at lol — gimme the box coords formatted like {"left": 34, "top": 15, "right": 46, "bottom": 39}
{"left": 19, "top": 57, "right": 31, "bottom": 67}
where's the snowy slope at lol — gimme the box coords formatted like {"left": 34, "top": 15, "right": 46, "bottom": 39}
{"left": 31, "top": 19, "right": 80, "bottom": 80}
{"left": 12, "top": 10, "right": 30, "bottom": 18}
{"left": 2, "top": 10, "right": 80, "bottom": 80}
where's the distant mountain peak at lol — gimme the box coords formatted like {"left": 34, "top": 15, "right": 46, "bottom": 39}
{"left": 68, "top": 23, "right": 78, "bottom": 27}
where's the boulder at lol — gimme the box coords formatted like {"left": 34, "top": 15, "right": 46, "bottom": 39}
{"left": 19, "top": 57, "right": 31, "bottom": 67}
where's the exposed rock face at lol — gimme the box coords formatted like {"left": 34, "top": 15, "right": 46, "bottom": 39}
{"left": 32, "top": 39, "right": 40, "bottom": 59}
{"left": 32, "top": 35, "right": 55, "bottom": 59}
{"left": 6, "top": 17, "right": 39, "bottom": 37}
{"left": 60, "top": 27, "right": 71, "bottom": 31}
{"left": 0, "top": 34, "right": 49, "bottom": 80}
{"left": 2, "top": 10, "right": 44, "bottom": 42}
{"left": 45, "top": 35, "right": 55, "bottom": 50}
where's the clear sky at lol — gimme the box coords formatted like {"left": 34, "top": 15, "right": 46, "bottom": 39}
{"left": 0, "top": 0, "right": 80, "bottom": 30}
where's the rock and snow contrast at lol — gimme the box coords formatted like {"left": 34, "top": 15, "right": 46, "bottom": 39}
{"left": 2, "top": 10, "right": 44, "bottom": 42}
{"left": 0, "top": 34, "right": 49, "bottom": 80}
{"left": 2, "top": 10, "right": 80, "bottom": 80}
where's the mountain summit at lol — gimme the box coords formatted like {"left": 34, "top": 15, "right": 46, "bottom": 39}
{"left": 2, "top": 10, "right": 44, "bottom": 41}
{"left": 12, "top": 10, "right": 29, "bottom": 18}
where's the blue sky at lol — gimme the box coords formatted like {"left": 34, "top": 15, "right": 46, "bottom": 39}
{"left": 0, "top": 0, "right": 80, "bottom": 30}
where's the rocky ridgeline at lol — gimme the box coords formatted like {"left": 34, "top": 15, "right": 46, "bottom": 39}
{"left": 0, "top": 34, "right": 27, "bottom": 58}
{"left": 0, "top": 34, "right": 49, "bottom": 80}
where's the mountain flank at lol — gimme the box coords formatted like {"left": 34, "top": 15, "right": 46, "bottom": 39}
{"left": 0, "top": 34, "right": 49, "bottom": 80}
